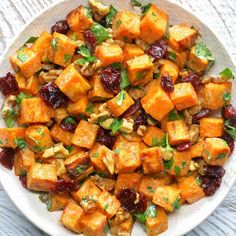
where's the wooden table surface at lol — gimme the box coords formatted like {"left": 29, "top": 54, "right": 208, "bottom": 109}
{"left": 0, "top": 0, "right": 236, "bottom": 235}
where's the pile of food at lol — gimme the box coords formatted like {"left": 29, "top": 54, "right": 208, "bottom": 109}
{"left": 0, "top": 0, "right": 235, "bottom": 235}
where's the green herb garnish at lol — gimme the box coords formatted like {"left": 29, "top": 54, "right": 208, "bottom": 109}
{"left": 147, "top": 186, "right": 154, "bottom": 193}
{"left": 131, "top": 0, "right": 142, "bottom": 7}
{"left": 141, "top": 3, "right": 152, "bottom": 15}
{"left": 174, "top": 165, "right": 181, "bottom": 176}
{"left": 92, "top": 152, "right": 99, "bottom": 158}
{"left": 120, "top": 67, "right": 130, "bottom": 89}
{"left": 216, "top": 153, "right": 227, "bottom": 160}
{"left": 116, "top": 90, "right": 126, "bottom": 106}
{"left": 219, "top": 68, "right": 235, "bottom": 80}
{"left": 17, "top": 48, "right": 29, "bottom": 63}
{"left": 224, "top": 119, "right": 236, "bottom": 140}
{"left": 91, "top": 22, "right": 110, "bottom": 43}
{"left": 109, "top": 118, "right": 123, "bottom": 134}
{"left": 195, "top": 42, "right": 214, "bottom": 61}
{"left": 51, "top": 38, "right": 58, "bottom": 51}
{"left": 106, "top": 5, "right": 117, "bottom": 26}
{"left": 223, "top": 93, "right": 231, "bottom": 104}
{"left": 85, "top": 102, "right": 94, "bottom": 114}
{"left": 14, "top": 138, "right": 26, "bottom": 149}
{"left": 25, "top": 36, "right": 38, "bottom": 44}
{"left": 64, "top": 54, "right": 71, "bottom": 64}
{"left": 16, "top": 92, "right": 32, "bottom": 105}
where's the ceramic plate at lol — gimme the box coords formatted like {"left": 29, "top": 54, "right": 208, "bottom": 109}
{"left": 0, "top": 0, "right": 236, "bottom": 235}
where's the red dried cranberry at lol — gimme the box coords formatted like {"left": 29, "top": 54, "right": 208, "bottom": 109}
{"left": 135, "top": 192, "right": 147, "bottom": 213}
{"left": 101, "top": 66, "right": 121, "bottom": 94}
{"left": 182, "top": 72, "right": 203, "bottom": 91}
{"left": 221, "top": 133, "right": 234, "bottom": 154}
{"left": 192, "top": 109, "right": 212, "bottom": 123}
{"left": 40, "top": 82, "right": 68, "bottom": 108}
{"left": 19, "top": 176, "right": 28, "bottom": 189}
{"left": 146, "top": 40, "right": 167, "bottom": 60}
{"left": 0, "top": 72, "right": 19, "bottom": 96}
{"left": 222, "top": 104, "right": 236, "bottom": 120}
{"left": 160, "top": 74, "right": 174, "bottom": 92}
{"left": 60, "top": 116, "right": 78, "bottom": 132}
{"left": 96, "top": 128, "right": 116, "bottom": 149}
{"left": 203, "top": 164, "right": 225, "bottom": 179}
{"left": 134, "top": 112, "right": 148, "bottom": 130}
{"left": 121, "top": 100, "right": 141, "bottom": 118}
{"left": 0, "top": 148, "right": 15, "bottom": 170}
{"left": 199, "top": 175, "right": 222, "bottom": 196}
{"left": 176, "top": 142, "right": 191, "bottom": 152}
{"left": 52, "top": 179, "right": 75, "bottom": 192}
{"left": 51, "top": 20, "right": 70, "bottom": 34}
{"left": 83, "top": 30, "right": 97, "bottom": 54}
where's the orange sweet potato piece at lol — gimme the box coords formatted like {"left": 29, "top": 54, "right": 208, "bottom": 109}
{"left": 67, "top": 95, "right": 90, "bottom": 116}
{"left": 0, "top": 128, "right": 25, "bottom": 148}
{"left": 123, "top": 44, "right": 144, "bottom": 61}
{"left": 142, "top": 126, "right": 165, "bottom": 147}
{"left": 159, "top": 59, "right": 179, "bottom": 83}
{"left": 191, "top": 140, "right": 203, "bottom": 158}
{"left": 48, "top": 192, "right": 71, "bottom": 211}
{"left": 167, "top": 47, "right": 188, "bottom": 69}
{"left": 200, "top": 117, "right": 224, "bottom": 138}
{"left": 15, "top": 74, "right": 39, "bottom": 95}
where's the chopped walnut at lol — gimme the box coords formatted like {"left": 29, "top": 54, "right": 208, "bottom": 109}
{"left": 80, "top": 195, "right": 97, "bottom": 213}
{"left": 88, "top": 103, "right": 110, "bottom": 124}
{"left": 147, "top": 116, "right": 158, "bottom": 126}
{"left": 119, "top": 118, "right": 134, "bottom": 134}
{"left": 80, "top": 59, "right": 102, "bottom": 77}
{"left": 90, "top": 174, "right": 116, "bottom": 192}
{"left": 89, "top": 0, "right": 109, "bottom": 21}
{"left": 137, "top": 125, "right": 147, "bottom": 136}
{"left": 159, "top": 147, "right": 173, "bottom": 161}
{"left": 188, "top": 100, "right": 202, "bottom": 116}
{"left": 128, "top": 86, "right": 146, "bottom": 100}
{"left": 114, "top": 207, "right": 131, "bottom": 225}
{"left": 55, "top": 159, "right": 66, "bottom": 176}
{"left": 135, "top": 38, "right": 149, "bottom": 51}
{"left": 100, "top": 118, "right": 114, "bottom": 130}
{"left": 2, "top": 95, "right": 18, "bottom": 121}
{"left": 183, "top": 109, "right": 192, "bottom": 126}
{"left": 189, "top": 124, "right": 200, "bottom": 144}
{"left": 39, "top": 69, "right": 63, "bottom": 83}
{"left": 103, "top": 150, "right": 116, "bottom": 174}
{"left": 42, "top": 143, "right": 69, "bottom": 159}
{"left": 121, "top": 132, "right": 141, "bottom": 142}
{"left": 189, "top": 160, "right": 199, "bottom": 171}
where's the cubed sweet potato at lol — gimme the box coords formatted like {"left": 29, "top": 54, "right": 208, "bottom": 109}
{"left": 27, "top": 163, "right": 57, "bottom": 191}
{"left": 20, "top": 98, "right": 51, "bottom": 124}
{"left": 25, "top": 125, "right": 53, "bottom": 153}
{"left": 72, "top": 120, "right": 99, "bottom": 149}
{"left": 112, "top": 11, "right": 140, "bottom": 41}
{"left": 191, "top": 139, "right": 203, "bottom": 158}
{"left": 178, "top": 175, "right": 205, "bottom": 203}
{"left": 67, "top": 30, "right": 85, "bottom": 41}
{"left": 153, "top": 186, "right": 181, "bottom": 212}
{"left": 140, "top": 4, "right": 168, "bottom": 44}
{"left": 141, "top": 147, "right": 164, "bottom": 174}
{"left": 167, "top": 24, "right": 197, "bottom": 51}
{"left": 50, "top": 123, "right": 73, "bottom": 146}
{"left": 15, "top": 74, "right": 39, "bottom": 95}
{"left": 67, "top": 95, "right": 90, "bottom": 116}
{"left": 203, "top": 138, "right": 230, "bottom": 166}
{"left": 142, "top": 126, "right": 165, "bottom": 147}
{"left": 48, "top": 192, "right": 71, "bottom": 211}
{"left": 126, "top": 54, "right": 154, "bottom": 86}
{"left": 0, "top": 128, "right": 25, "bottom": 148}
{"left": 66, "top": 6, "right": 93, "bottom": 32}
{"left": 115, "top": 173, "right": 142, "bottom": 196}
{"left": 170, "top": 82, "right": 198, "bottom": 111}
{"left": 123, "top": 44, "right": 144, "bottom": 61}
{"left": 200, "top": 117, "right": 224, "bottom": 138}
{"left": 54, "top": 108, "right": 69, "bottom": 123}
{"left": 107, "top": 90, "right": 134, "bottom": 117}
{"left": 141, "top": 80, "right": 174, "bottom": 121}
{"left": 55, "top": 65, "right": 91, "bottom": 102}
{"left": 64, "top": 151, "right": 89, "bottom": 170}
{"left": 166, "top": 120, "right": 190, "bottom": 145}
{"left": 61, "top": 202, "right": 83, "bottom": 233}
{"left": 10, "top": 47, "right": 42, "bottom": 78}
{"left": 167, "top": 47, "right": 188, "bottom": 69}
{"left": 95, "top": 44, "right": 124, "bottom": 67}
{"left": 159, "top": 59, "right": 179, "bottom": 83}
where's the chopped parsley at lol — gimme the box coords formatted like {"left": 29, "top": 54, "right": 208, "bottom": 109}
{"left": 195, "top": 42, "right": 215, "bottom": 61}
{"left": 116, "top": 90, "right": 126, "bottom": 106}
{"left": 216, "top": 153, "right": 227, "bottom": 160}
{"left": 131, "top": 0, "right": 142, "bottom": 8}
{"left": 76, "top": 45, "right": 96, "bottom": 65}
{"left": 134, "top": 203, "right": 157, "bottom": 224}
{"left": 219, "top": 67, "right": 234, "bottom": 80}
{"left": 92, "top": 152, "right": 99, "bottom": 158}
{"left": 147, "top": 186, "right": 154, "bottom": 193}
{"left": 115, "top": 19, "right": 122, "bottom": 29}
{"left": 168, "top": 51, "right": 177, "bottom": 62}
{"left": 164, "top": 197, "right": 169, "bottom": 203}
{"left": 17, "top": 48, "right": 29, "bottom": 63}
{"left": 164, "top": 157, "right": 174, "bottom": 170}
{"left": 204, "top": 149, "right": 212, "bottom": 161}
{"left": 223, "top": 93, "right": 231, "bottom": 104}
{"left": 181, "top": 162, "right": 187, "bottom": 168}
{"left": 174, "top": 166, "right": 181, "bottom": 176}
{"left": 168, "top": 110, "right": 183, "bottom": 121}
{"left": 51, "top": 38, "right": 58, "bottom": 51}
{"left": 114, "top": 148, "right": 120, "bottom": 154}
{"left": 195, "top": 177, "right": 202, "bottom": 186}
{"left": 25, "top": 36, "right": 38, "bottom": 44}
{"left": 65, "top": 146, "right": 73, "bottom": 153}
{"left": 16, "top": 92, "right": 32, "bottom": 105}
{"left": 85, "top": 102, "right": 94, "bottom": 114}
{"left": 106, "top": 5, "right": 117, "bottom": 26}
{"left": 91, "top": 22, "right": 110, "bottom": 43}
{"left": 109, "top": 118, "right": 123, "bottom": 134}
{"left": 141, "top": 3, "right": 152, "bottom": 15}
{"left": 120, "top": 67, "right": 130, "bottom": 89}
{"left": 172, "top": 198, "right": 181, "bottom": 210}
{"left": 103, "top": 203, "right": 109, "bottom": 210}
{"left": 64, "top": 54, "right": 71, "bottom": 64}
{"left": 2, "top": 107, "right": 17, "bottom": 128}
{"left": 14, "top": 138, "right": 26, "bottom": 149}
{"left": 63, "top": 116, "right": 76, "bottom": 125}
{"left": 224, "top": 119, "right": 236, "bottom": 140}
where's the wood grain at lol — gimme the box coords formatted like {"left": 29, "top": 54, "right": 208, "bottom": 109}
{"left": 0, "top": 0, "right": 236, "bottom": 235}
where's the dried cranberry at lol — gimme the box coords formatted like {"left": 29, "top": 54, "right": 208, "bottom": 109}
{"left": 192, "top": 109, "right": 212, "bottom": 123}
{"left": 96, "top": 128, "right": 116, "bottom": 149}
{"left": 203, "top": 164, "right": 225, "bottom": 179}
{"left": 221, "top": 133, "right": 234, "bottom": 154}
{"left": 135, "top": 192, "right": 147, "bottom": 213}
{"left": 134, "top": 112, "right": 148, "bottom": 130}
{"left": 51, "top": 20, "right": 70, "bottom": 34}
{"left": 176, "top": 142, "right": 191, "bottom": 152}
{"left": 222, "top": 104, "right": 236, "bottom": 120}
{"left": 40, "top": 82, "right": 68, "bottom": 109}
{"left": 182, "top": 72, "right": 202, "bottom": 91}
{"left": 52, "top": 179, "right": 75, "bottom": 192}
{"left": 60, "top": 116, "right": 78, "bottom": 132}
{"left": 121, "top": 100, "right": 141, "bottom": 118}
{"left": 146, "top": 40, "right": 167, "bottom": 60}
{"left": 101, "top": 66, "right": 121, "bottom": 94}
{"left": 83, "top": 30, "right": 97, "bottom": 53}
{"left": 160, "top": 74, "right": 174, "bottom": 92}
{"left": 0, "top": 148, "right": 15, "bottom": 170}
{"left": 19, "top": 176, "right": 28, "bottom": 189}
{"left": 200, "top": 175, "right": 222, "bottom": 196}
{"left": 0, "top": 72, "right": 19, "bottom": 96}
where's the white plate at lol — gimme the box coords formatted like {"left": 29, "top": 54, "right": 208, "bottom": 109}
{"left": 0, "top": 0, "right": 236, "bottom": 235}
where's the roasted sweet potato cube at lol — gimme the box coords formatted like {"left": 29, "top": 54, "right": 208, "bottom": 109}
{"left": 142, "top": 126, "right": 165, "bottom": 147}
{"left": 200, "top": 117, "right": 224, "bottom": 138}
{"left": 27, "top": 163, "right": 57, "bottom": 191}
{"left": 140, "top": 4, "right": 168, "bottom": 44}
{"left": 146, "top": 206, "right": 168, "bottom": 236}
{"left": 113, "top": 217, "right": 134, "bottom": 236}
{"left": 14, "top": 148, "right": 35, "bottom": 176}
{"left": 50, "top": 124, "right": 73, "bottom": 146}
{"left": 10, "top": 47, "right": 42, "bottom": 78}
{"left": 51, "top": 32, "right": 77, "bottom": 67}
{"left": 141, "top": 147, "right": 164, "bottom": 174}
{"left": 123, "top": 44, "right": 144, "bottom": 61}
{"left": 112, "top": 11, "right": 140, "bottom": 41}
{"left": 72, "top": 120, "right": 99, "bottom": 149}
{"left": 191, "top": 139, "right": 203, "bottom": 158}
{"left": 61, "top": 202, "right": 83, "bottom": 233}
{"left": 203, "top": 138, "right": 230, "bottom": 166}
{"left": 166, "top": 120, "right": 190, "bottom": 145}
{"left": 170, "top": 82, "right": 198, "bottom": 110}
{"left": 67, "top": 95, "right": 90, "bottom": 116}
{"left": 167, "top": 24, "right": 197, "bottom": 51}
{"left": 49, "top": 192, "right": 71, "bottom": 211}
{"left": 115, "top": 173, "right": 142, "bottom": 196}
{"left": 54, "top": 108, "right": 69, "bottom": 123}
{"left": 202, "top": 82, "right": 232, "bottom": 110}
{"left": 153, "top": 186, "right": 181, "bottom": 212}
{"left": 167, "top": 150, "right": 192, "bottom": 176}
{"left": 159, "top": 59, "right": 179, "bottom": 83}
{"left": 66, "top": 5, "right": 93, "bottom": 32}
{"left": 107, "top": 90, "right": 134, "bottom": 117}
{"left": 15, "top": 74, "right": 39, "bottom": 95}
{"left": 32, "top": 31, "right": 53, "bottom": 62}
{"left": 97, "top": 190, "right": 121, "bottom": 219}
{"left": 126, "top": 54, "right": 154, "bottom": 86}
{"left": 81, "top": 211, "right": 107, "bottom": 236}
{"left": 0, "top": 128, "right": 25, "bottom": 148}
{"left": 141, "top": 80, "right": 174, "bottom": 121}
{"left": 67, "top": 30, "right": 85, "bottom": 41}
{"left": 167, "top": 47, "right": 188, "bottom": 69}
{"left": 178, "top": 175, "right": 205, "bottom": 203}
{"left": 20, "top": 98, "right": 51, "bottom": 124}
{"left": 114, "top": 140, "right": 141, "bottom": 173}
{"left": 95, "top": 44, "right": 124, "bottom": 67}
{"left": 25, "top": 125, "right": 53, "bottom": 153}
{"left": 55, "top": 65, "right": 91, "bottom": 102}
{"left": 64, "top": 151, "right": 89, "bottom": 169}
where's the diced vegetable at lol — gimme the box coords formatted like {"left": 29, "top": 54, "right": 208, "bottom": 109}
{"left": 200, "top": 117, "right": 224, "bottom": 138}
